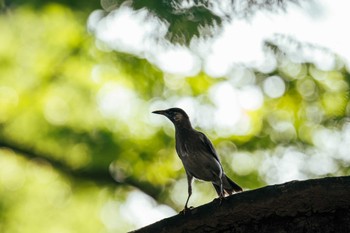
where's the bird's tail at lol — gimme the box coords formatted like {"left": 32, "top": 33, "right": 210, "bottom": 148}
{"left": 224, "top": 175, "right": 243, "bottom": 193}
{"left": 213, "top": 174, "right": 243, "bottom": 196}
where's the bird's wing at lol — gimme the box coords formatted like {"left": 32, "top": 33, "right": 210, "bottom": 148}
{"left": 197, "top": 132, "right": 221, "bottom": 163}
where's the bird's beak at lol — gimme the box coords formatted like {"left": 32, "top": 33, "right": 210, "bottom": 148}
{"left": 152, "top": 110, "right": 167, "bottom": 115}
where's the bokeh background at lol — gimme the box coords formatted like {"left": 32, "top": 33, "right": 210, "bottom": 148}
{"left": 1, "top": 0, "right": 350, "bottom": 232}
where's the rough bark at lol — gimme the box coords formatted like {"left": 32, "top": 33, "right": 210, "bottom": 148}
{"left": 131, "top": 176, "right": 350, "bottom": 233}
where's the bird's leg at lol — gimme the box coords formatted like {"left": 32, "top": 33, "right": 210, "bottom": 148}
{"left": 184, "top": 189, "right": 192, "bottom": 211}
{"left": 180, "top": 174, "right": 193, "bottom": 214}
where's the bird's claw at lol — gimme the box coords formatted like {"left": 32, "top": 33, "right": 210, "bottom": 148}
{"left": 180, "top": 206, "right": 194, "bottom": 215}
{"left": 214, "top": 194, "right": 225, "bottom": 205}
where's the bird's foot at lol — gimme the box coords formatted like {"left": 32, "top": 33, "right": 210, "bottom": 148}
{"left": 214, "top": 194, "right": 225, "bottom": 205}
{"left": 180, "top": 206, "right": 193, "bottom": 215}
{"left": 219, "top": 194, "right": 224, "bottom": 205}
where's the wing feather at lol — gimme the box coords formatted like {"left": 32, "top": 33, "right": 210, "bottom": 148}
{"left": 197, "top": 131, "right": 220, "bottom": 162}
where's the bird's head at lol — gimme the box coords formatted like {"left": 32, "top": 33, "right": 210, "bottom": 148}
{"left": 152, "top": 108, "right": 191, "bottom": 127}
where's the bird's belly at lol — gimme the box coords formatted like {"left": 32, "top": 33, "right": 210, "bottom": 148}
{"left": 181, "top": 154, "right": 222, "bottom": 182}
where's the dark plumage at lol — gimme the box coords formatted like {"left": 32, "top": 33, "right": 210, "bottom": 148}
{"left": 152, "top": 107, "right": 242, "bottom": 212}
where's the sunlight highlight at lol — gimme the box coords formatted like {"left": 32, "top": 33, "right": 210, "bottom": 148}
{"left": 120, "top": 191, "right": 177, "bottom": 229}
{"left": 90, "top": 0, "right": 350, "bottom": 75}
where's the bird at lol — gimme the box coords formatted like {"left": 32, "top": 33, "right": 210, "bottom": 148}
{"left": 152, "top": 107, "right": 242, "bottom": 212}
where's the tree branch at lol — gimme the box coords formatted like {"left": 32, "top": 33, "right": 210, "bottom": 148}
{"left": 131, "top": 176, "right": 350, "bottom": 233}
{"left": 0, "top": 140, "right": 163, "bottom": 200}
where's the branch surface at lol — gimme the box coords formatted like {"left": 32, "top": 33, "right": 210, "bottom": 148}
{"left": 131, "top": 176, "right": 350, "bottom": 233}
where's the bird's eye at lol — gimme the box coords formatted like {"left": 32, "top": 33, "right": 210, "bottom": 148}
{"left": 173, "top": 113, "right": 182, "bottom": 121}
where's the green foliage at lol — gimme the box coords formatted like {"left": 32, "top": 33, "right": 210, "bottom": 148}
{"left": 131, "top": 0, "right": 222, "bottom": 44}
{"left": 0, "top": 4, "right": 169, "bottom": 232}
{"left": 7, "top": 0, "right": 100, "bottom": 12}
{"left": 1, "top": 1, "right": 350, "bottom": 233}
{"left": 95, "top": 0, "right": 301, "bottom": 45}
